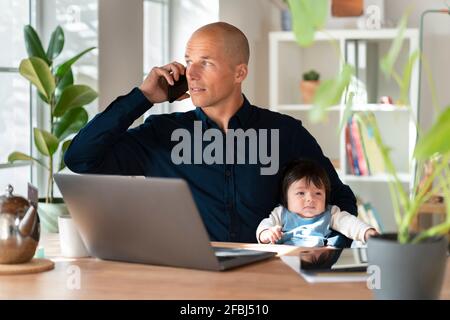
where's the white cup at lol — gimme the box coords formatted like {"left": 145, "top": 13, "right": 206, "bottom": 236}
{"left": 58, "top": 216, "right": 90, "bottom": 258}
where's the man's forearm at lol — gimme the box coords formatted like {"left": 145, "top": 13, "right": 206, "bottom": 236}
{"left": 64, "top": 88, "right": 152, "bottom": 174}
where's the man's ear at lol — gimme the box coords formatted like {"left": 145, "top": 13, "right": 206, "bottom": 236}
{"left": 235, "top": 64, "right": 248, "bottom": 83}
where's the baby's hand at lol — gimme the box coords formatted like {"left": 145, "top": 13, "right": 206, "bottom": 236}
{"left": 260, "top": 226, "right": 283, "bottom": 244}
{"left": 364, "top": 228, "right": 379, "bottom": 242}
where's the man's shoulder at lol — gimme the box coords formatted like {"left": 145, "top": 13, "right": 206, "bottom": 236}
{"left": 250, "top": 104, "right": 303, "bottom": 128}
{"left": 143, "top": 109, "right": 197, "bottom": 124}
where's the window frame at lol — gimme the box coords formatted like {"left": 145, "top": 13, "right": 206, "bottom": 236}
{"left": 0, "top": 0, "right": 35, "bottom": 185}
{"left": 143, "top": 0, "right": 170, "bottom": 115}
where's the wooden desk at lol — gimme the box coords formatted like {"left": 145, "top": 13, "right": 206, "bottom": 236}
{"left": 1, "top": 233, "right": 449, "bottom": 300}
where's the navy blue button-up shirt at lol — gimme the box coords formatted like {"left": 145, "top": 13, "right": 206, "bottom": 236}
{"left": 65, "top": 88, "right": 357, "bottom": 244}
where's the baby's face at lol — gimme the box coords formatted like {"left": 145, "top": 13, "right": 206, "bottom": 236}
{"left": 287, "top": 178, "right": 326, "bottom": 218}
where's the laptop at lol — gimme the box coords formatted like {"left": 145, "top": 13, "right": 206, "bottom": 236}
{"left": 54, "top": 173, "right": 276, "bottom": 271}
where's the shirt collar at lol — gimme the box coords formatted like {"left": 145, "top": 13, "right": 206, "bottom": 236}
{"left": 194, "top": 94, "right": 253, "bottom": 130}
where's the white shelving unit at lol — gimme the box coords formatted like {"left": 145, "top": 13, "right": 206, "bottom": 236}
{"left": 269, "top": 29, "right": 419, "bottom": 232}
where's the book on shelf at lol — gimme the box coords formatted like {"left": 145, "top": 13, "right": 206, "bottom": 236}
{"left": 354, "top": 112, "right": 385, "bottom": 175}
{"left": 368, "top": 203, "right": 384, "bottom": 233}
{"left": 350, "top": 115, "right": 369, "bottom": 176}
{"left": 345, "top": 112, "right": 387, "bottom": 177}
{"left": 356, "top": 196, "right": 384, "bottom": 233}
{"left": 363, "top": 203, "right": 382, "bottom": 232}
{"left": 355, "top": 114, "right": 372, "bottom": 175}
{"left": 347, "top": 116, "right": 361, "bottom": 175}
{"left": 345, "top": 123, "right": 355, "bottom": 175}
{"left": 357, "top": 201, "right": 370, "bottom": 226}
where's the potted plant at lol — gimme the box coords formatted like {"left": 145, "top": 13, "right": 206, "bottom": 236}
{"left": 353, "top": 12, "right": 449, "bottom": 299}
{"left": 288, "top": 0, "right": 449, "bottom": 299}
{"left": 300, "top": 69, "right": 320, "bottom": 104}
{"left": 7, "top": 25, "right": 97, "bottom": 233}
{"left": 356, "top": 104, "right": 449, "bottom": 299}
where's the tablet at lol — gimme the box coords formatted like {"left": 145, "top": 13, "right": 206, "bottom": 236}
{"left": 299, "top": 248, "right": 368, "bottom": 272}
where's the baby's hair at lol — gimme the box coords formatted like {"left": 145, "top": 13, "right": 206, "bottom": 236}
{"left": 279, "top": 159, "right": 331, "bottom": 207}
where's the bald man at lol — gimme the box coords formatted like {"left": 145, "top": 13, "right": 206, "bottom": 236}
{"left": 65, "top": 22, "right": 357, "bottom": 246}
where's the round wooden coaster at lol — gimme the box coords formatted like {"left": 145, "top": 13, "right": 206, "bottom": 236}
{"left": 0, "top": 258, "right": 55, "bottom": 275}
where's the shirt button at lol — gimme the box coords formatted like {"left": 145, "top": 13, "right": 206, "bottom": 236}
{"left": 225, "top": 170, "right": 231, "bottom": 177}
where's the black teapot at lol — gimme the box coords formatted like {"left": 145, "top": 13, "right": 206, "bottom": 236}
{"left": 0, "top": 184, "right": 40, "bottom": 264}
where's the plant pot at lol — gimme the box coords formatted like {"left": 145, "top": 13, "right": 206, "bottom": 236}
{"left": 38, "top": 198, "right": 69, "bottom": 233}
{"left": 300, "top": 80, "right": 320, "bottom": 104}
{"left": 331, "top": 0, "right": 364, "bottom": 17}
{"left": 58, "top": 215, "right": 90, "bottom": 258}
{"left": 367, "top": 233, "right": 448, "bottom": 299}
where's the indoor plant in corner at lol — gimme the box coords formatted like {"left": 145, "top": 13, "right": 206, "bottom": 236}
{"left": 287, "top": 0, "right": 449, "bottom": 299}
{"left": 7, "top": 25, "right": 97, "bottom": 233}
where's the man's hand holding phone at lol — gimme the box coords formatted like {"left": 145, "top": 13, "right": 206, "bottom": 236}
{"left": 139, "top": 62, "right": 190, "bottom": 104}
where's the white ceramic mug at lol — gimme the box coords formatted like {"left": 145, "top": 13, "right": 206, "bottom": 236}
{"left": 57, "top": 215, "right": 90, "bottom": 258}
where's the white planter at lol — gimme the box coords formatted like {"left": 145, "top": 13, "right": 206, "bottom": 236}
{"left": 38, "top": 200, "right": 69, "bottom": 233}
{"left": 57, "top": 216, "right": 90, "bottom": 258}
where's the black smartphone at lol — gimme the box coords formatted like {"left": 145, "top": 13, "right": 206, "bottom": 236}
{"left": 167, "top": 74, "right": 188, "bottom": 103}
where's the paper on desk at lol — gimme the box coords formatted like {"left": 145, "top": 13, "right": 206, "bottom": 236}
{"left": 280, "top": 255, "right": 369, "bottom": 283}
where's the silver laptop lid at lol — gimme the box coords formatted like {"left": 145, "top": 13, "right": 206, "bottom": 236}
{"left": 54, "top": 173, "right": 222, "bottom": 271}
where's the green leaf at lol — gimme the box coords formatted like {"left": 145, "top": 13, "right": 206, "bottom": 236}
{"left": 54, "top": 47, "right": 96, "bottom": 80}
{"left": 46, "top": 26, "right": 65, "bottom": 62}
{"left": 7, "top": 151, "right": 48, "bottom": 169}
{"left": 23, "top": 25, "right": 50, "bottom": 65}
{"left": 19, "top": 57, "right": 55, "bottom": 102}
{"left": 53, "top": 107, "right": 88, "bottom": 140}
{"left": 38, "top": 92, "right": 49, "bottom": 104}
{"left": 338, "top": 91, "right": 355, "bottom": 135}
{"left": 55, "top": 68, "right": 74, "bottom": 103}
{"left": 58, "top": 139, "right": 72, "bottom": 171}
{"left": 53, "top": 85, "right": 97, "bottom": 117}
{"left": 34, "top": 128, "right": 59, "bottom": 157}
{"left": 308, "top": 0, "right": 328, "bottom": 29}
{"left": 399, "top": 50, "right": 419, "bottom": 105}
{"left": 310, "top": 64, "right": 354, "bottom": 123}
{"left": 414, "top": 106, "right": 450, "bottom": 160}
{"left": 288, "top": 0, "right": 328, "bottom": 47}
{"left": 380, "top": 12, "right": 408, "bottom": 78}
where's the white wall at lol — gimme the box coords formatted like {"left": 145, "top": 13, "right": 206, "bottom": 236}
{"left": 219, "top": 0, "right": 279, "bottom": 108}
{"left": 169, "top": 0, "right": 219, "bottom": 112}
{"left": 98, "top": 0, "right": 143, "bottom": 112}
{"left": 384, "top": 0, "right": 450, "bottom": 130}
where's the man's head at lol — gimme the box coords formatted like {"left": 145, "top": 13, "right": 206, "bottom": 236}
{"left": 185, "top": 22, "right": 249, "bottom": 109}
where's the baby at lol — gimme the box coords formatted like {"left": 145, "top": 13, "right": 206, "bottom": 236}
{"left": 257, "top": 159, "right": 378, "bottom": 247}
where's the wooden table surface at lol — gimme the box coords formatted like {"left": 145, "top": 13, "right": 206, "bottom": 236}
{"left": 0, "top": 233, "right": 449, "bottom": 300}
